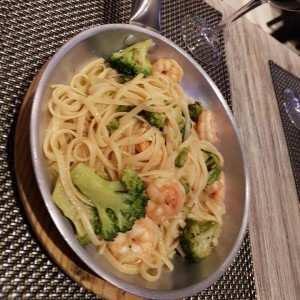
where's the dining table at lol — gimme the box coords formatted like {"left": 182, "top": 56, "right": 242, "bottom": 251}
{"left": 206, "top": 1, "right": 300, "bottom": 300}
{"left": 1, "top": 0, "right": 299, "bottom": 299}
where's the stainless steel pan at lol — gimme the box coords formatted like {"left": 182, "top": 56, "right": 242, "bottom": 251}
{"left": 30, "top": 0, "right": 250, "bottom": 298}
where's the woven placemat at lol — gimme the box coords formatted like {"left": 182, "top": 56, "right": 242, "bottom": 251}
{"left": 269, "top": 61, "right": 300, "bottom": 202}
{"left": 0, "top": 0, "right": 256, "bottom": 298}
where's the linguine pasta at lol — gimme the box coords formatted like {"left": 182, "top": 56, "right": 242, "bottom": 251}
{"left": 43, "top": 57, "right": 226, "bottom": 282}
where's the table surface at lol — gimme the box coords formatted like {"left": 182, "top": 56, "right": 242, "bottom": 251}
{"left": 2, "top": 0, "right": 300, "bottom": 299}
{"left": 207, "top": 1, "right": 300, "bottom": 299}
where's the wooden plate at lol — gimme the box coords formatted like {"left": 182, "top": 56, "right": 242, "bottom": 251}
{"left": 14, "top": 65, "right": 145, "bottom": 300}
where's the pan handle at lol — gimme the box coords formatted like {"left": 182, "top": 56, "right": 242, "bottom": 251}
{"left": 129, "top": 0, "right": 161, "bottom": 32}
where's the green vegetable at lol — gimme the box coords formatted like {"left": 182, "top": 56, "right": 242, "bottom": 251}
{"left": 107, "top": 118, "right": 120, "bottom": 131}
{"left": 118, "top": 74, "right": 127, "bottom": 84}
{"left": 108, "top": 39, "right": 153, "bottom": 77}
{"left": 174, "top": 106, "right": 186, "bottom": 139}
{"left": 71, "top": 163, "right": 148, "bottom": 241}
{"left": 116, "top": 105, "right": 134, "bottom": 112}
{"left": 143, "top": 111, "right": 166, "bottom": 130}
{"left": 179, "top": 177, "right": 191, "bottom": 194}
{"left": 121, "top": 167, "right": 146, "bottom": 195}
{"left": 188, "top": 102, "right": 203, "bottom": 121}
{"left": 52, "top": 178, "right": 100, "bottom": 246}
{"left": 204, "top": 152, "right": 222, "bottom": 185}
{"left": 208, "top": 164, "right": 222, "bottom": 184}
{"left": 180, "top": 218, "right": 219, "bottom": 262}
{"left": 175, "top": 147, "right": 189, "bottom": 168}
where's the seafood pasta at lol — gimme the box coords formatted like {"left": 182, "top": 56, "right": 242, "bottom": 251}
{"left": 43, "top": 54, "right": 226, "bottom": 282}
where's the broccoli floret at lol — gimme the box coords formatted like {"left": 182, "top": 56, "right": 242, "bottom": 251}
{"left": 204, "top": 151, "right": 222, "bottom": 185}
{"left": 52, "top": 177, "right": 100, "bottom": 246}
{"left": 70, "top": 163, "right": 148, "bottom": 241}
{"left": 143, "top": 111, "right": 166, "bottom": 130}
{"left": 180, "top": 219, "right": 219, "bottom": 262}
{"left": 76, "top": 235, "right": 92, "bottom": 247}
{"left": 118, "top": 74, "right": 127, "bottom": 84}
{"left": 175, "top": 147, "right": 189, "bottom": 168}
{"left": 107, "top": 118, "right": 120, "bottom": 131}
{"left": 108, "top": 39, "right": 153, "bottom": 77}
{"left": 121, "top": 167, "right": 146, "bottom": 195}
{"left": 188, "top": 102, "right": 203, "bottom": 122}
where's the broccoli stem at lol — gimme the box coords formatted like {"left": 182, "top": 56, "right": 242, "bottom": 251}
{"left": 179, "top": 177, "right": 191, "bottom": 194}
{"left": 207, "top": 165, "right": 222, "bottom": 185}
{"left": 204, "top": 152, "right": 222, "bottom": 185}
{"left": 70, "top": 163, "right": 147, "bottom": 241}
{"left": 188, "top": 102, "right": 203, "bottom": 122}
{"left": 175, "top": 147, "right": 189, "bottom": 168}
{"left": 52, "top": 177, "right": 100, "bottom": 246}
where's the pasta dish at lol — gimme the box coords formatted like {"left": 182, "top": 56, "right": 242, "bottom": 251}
{"left": 43, "top": 40, "right": 226, "bottom": 282}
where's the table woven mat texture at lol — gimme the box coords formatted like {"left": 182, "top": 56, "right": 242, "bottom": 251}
{"left": 0, "top": 0, "right": 256, "bottom": 299}
{"left": 269, "top": 61, "right": 300, "bottom": 202}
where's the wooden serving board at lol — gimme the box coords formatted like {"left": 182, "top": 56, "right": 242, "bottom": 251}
{"left": 14, "top": 65, "right": 145, "bottom": 300}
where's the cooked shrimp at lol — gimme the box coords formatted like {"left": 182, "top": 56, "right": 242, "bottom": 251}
{"left": 135, "top": 140, "right": 164, "bottom": 165}
{"left": 152, "top": 58, "right": 183, "bottom": 83}
{"left": 146, "top": 177, "right": 185, "bottom": 223}
{"left": 204, "top": 172, "right": 225, "bottom": 202}
{"left": 135, "top": 140, "right": 150, "bottom": 153}
{"left": 197, "top": 109, "right": 219, "bottom": 143}
{"left": 107, "top": 217, "right": 158, "bottom": 264}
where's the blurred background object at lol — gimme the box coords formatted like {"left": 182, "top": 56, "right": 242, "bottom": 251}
{"left": 268, "top": 10, "right": 300, "bottom": 53}
{"left": 223, "top": 0, "right": 300, "bottom": 54}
